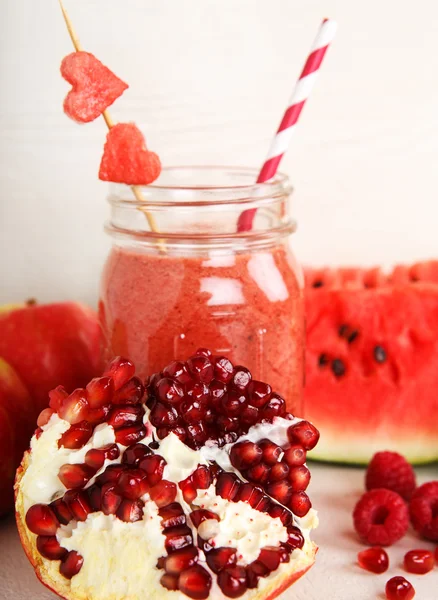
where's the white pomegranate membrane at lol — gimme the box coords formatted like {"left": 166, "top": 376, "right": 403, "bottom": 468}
{"left": 19, "top": 352, "right": 319, "bottom": 600}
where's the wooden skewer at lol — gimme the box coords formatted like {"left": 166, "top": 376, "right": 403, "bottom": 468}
{"left": 58, "top": 0, "right": 164, "bottom": 245}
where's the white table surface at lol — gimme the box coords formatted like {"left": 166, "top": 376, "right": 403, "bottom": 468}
{"left": 1, "top": 464, "right": 437, "bottom": 600}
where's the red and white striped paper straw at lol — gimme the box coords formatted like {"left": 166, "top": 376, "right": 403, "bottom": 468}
{"left": 237, "top": 18, "right": 337, "bottom": 232}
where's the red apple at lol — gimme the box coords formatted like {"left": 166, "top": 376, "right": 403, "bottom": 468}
{"left": 0, "top": 302, "right": 102, "bottom": 415}
{"left": 0, "top": 358, "right": 34, "bottom": 516}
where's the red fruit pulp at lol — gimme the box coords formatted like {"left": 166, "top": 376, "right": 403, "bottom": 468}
{"left": 357, "top": 547, "right": 389, "bottom": 574}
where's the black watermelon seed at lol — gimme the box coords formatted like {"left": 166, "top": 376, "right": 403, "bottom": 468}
{"left": 318, "top": 354, "right": 329, "bottom": 367}
{"left": 312, "top": 280, "right": 323, "bottom": 288}
{"left": 348, "top": 330, "right": 359, "bottom": 344}
{"left": 331, "top": 359, "right": 346, "bottom": 377}
{"left": 338, "top": 324, "right": 349, "bottom": 338}
{"left": 373, "top": 346, "right": 387, "bottom": 363}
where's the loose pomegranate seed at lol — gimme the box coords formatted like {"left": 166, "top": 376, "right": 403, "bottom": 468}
{"left": 288, "top": 465, "right": 311, "bottom": 491}
{"left": 287, "top": 420, "right": 320, "bottom": 451}
{"left": 115, "top": 423, "right": 146, "bottom": 446}
{"left": 286, "top": 525, "right": 304, "bottom": 550}
{"left": 258, "top": 439, "right": 282, "bottom": 465}
{"left": 289, "top": 491, "right": 312, "bottom": 517}
{"left": 48, "top": 385, "right": 68, "bottom": 410}
{"left": 164, "top": 546, "right": 199, "bottom": 575}
{"left": 258, "top": 546, "right": 283, "bottom": 572}
{"left": 101, "top": 482, "right": 122, "bottom": 515}
{"left": 283, "top": 445, "right": 306, "bottom": 467}
{"left": 187, "top": 423, "right": 208, "bottom": 446}
{"left": 150, "top": 480, "right": 177, "bottom": 508}
{"left": 160, "top": 573, "right": 179, "bottom": 591}
{"left": 86, "top": 376, "right": 114, "bottom": 409}
{"left": 217, "top": 565, "right": 248, "bottom": 598}
{"left": 36, "top": 535, "right": 67, "bottom": 560}
{"left": 58, "top": 389, "right": 89, "bottom": 424}
{"left": 87, "top": 484, "right": 102, "bottom": 511}
{"left": 214, "top": 357, "right": 234, "bottom": 383}
{"left": 245, "top": 462, "right": 270, "bottom": 484}
{"left": 187, "top": 355, "right": 214, "bottom": 384}
{"left": 50, "top": 499, "right": 72, "bottom": 525}
{"left": 261, "top": 393, "right": 286, "bottom": 419}
{"left": 113, "top": 376, "right": 144, "bottom": 405}
{"left": 59, "top": 551, "right": 84, "bottom": 580}
{"left": 254, "top": 495, "right": 271, "bottom": 512}
{"left": 182, "top": 401, "right": 207, "bottom": 424}
{"left": 216, "top": 473, "right": 241, "bottom": 501}
{"left": 118, "top": 468, "right": 149, "bottom": 500}
{"left": 240, "top": 405, "right": 259, "bottom": 426}
{"left": 139, "top": 454, "right": 166, "bottom": 486}
{"left": 63, "top": 490, "right": 92, "bottom": 521}
{"left": 247, "top": 381, "right": 272, "bottom": 408}
{"left": 86, "top": 405, "right": 111, "bottom": 426}
{"left": 246, "top": 561, "right": 268, "bottom": 588}
{"left": 37, "top": 407, "right": 54, "bottom": 427}
{"left": 403, "top": 549, "right": 435, "bottom": 574}
{"left": 179, "top": 565, "right": 212, "bottom": 600}
{"left": 116, "top": 498, "right": 144, "bottom": 522}
{"left": 237, "top": 483, "right": 264, "bottom": 508}
{"left": 232, "top": 367, "right": 252, "bottom": 390}
{"left": 103, "top": 356, "right": 135, "bottom": 390}
{"left": 230, "top": 441, "right": 262, "bottom": 470}
{"left": 85, "top": 443, "right": 120, "bottom": 470}
{"left": 268, "top": 504, "right": 293, "bottom": 526}
{"left": 96, "top": 463, "right": 126, "bottom": 486}
{"left": 357, "top": 547, "right": 389, "bottom": 574}
{"left": 192, "top": 466, "right": 212, "bottom": 490}
{"left": 385, "top": 576, "right": 415, "bottom": 600}
{"left": 157, "top": 377, "right": 184, "bottom": 405}
{"left": 150, "top": 403, "right": 178, "bottom": 428}
{"left": 278, "top": 543, "right": 291, "bottom": 563}
{"left": 58, "top": 464, "right": 94, "bottom": 489}
{"left": 164, "top": 525, "right": 193, "bottom": 553}
{"left": 267, "top": 480, "right": 292, "bottom": 505}
{"left": 179, "top": 476, "right": 198, "bottom": 503}
{"left": 159, "top": 503, "right": 186, "bottom": 528}
{"left": 190, "top": 509, "right": 220, "bottom": 528}
{"left": 122, "top": 443, "right": 152, "bottom": 466}
{"left": 171, "top": 425, "right": 187, "bottom": 442}
{"left": 206, "top": 547, "right": 237, "bottom": 573}
{"left": 163, "top": 360, "right": 192, "bottom": 384}
{"left": 108, "top": 405, "right": 144, "bottom": 430}
{"left": 25, "top": 504, "right": 59, "bottom": 536}
{"left": 58, "top": 421, "right": 93, "bottom": 450}
{"left": 269, "top": 462, "right": 290, "bottom": 482}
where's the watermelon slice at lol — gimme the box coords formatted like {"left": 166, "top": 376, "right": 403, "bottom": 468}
{"left": 99, "top": 123, "right": 161, "bottom": 185}
{"left": 304, "top": 260, "right": 438, "bottom": 465}
{"left": 61, "top": 51, "right": 128, "bottom": 123}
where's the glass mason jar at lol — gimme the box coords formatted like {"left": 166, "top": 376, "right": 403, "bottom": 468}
{"left": 99, "top": 166, "right": 304, "bottom": 415}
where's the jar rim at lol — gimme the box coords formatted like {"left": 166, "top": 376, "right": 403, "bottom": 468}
{"left": 108, "top": 165, "right": 292, "bottom": 207}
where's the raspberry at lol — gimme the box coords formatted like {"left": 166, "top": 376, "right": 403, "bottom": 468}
{"left": 365, "top": 451, "right": 416, "bottom": 500}
{"left": 353, "top": 489, "right": 409, "bottom": 546}
{"left": 409, "top": 481, "right": 438, "bottom": 542}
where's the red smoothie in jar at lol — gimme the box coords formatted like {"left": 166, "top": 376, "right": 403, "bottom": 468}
{"left": 99, "top": 167, "right": 304, "bottom": 414}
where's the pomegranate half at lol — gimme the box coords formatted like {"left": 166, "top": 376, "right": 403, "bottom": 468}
{"left": 15, "top": 351, "right": 318, "bottom": 600}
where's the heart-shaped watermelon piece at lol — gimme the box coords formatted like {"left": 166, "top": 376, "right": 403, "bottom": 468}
{"left": 61, "top": 51, "right": 128, "bottom": 123}
{"left": 99, "top": 123, "right": 161, "bottom": 186}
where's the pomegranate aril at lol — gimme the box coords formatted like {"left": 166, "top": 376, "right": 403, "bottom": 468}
{"left": 150, "top": 480, "right": 177, "bottom": 507}
{"left": 217, "top": 416, "right": 240, "bottom": 433}
{"left": 50, "top": 499, "right": 72, "bottom": 525}
{"left": 59, "top": 550, "right": 84, "bottom": 580}
{"left": 245, "top": 462, "right": 270, "bottom": 484}
{"left": 187, "top": 423, "right": 208, "bottom": 446}
{"left": 179, "top": 565, "right": 212, "bottom": 600}
{"left": 139, "top": 454, "right": 166, "bottom": 486}
{"left": 157, "top": 377, "right": 184, "bottom": 404}
{"left": 182, "top": 401, "right": 207, "bottom": 423}
{"left": 116, "top": 498, "right": 144, "bottom": 522}
{"left": 58, "top": 421, "right": 93, "bottom": 450}
{"left": 63, "top": 490, "right": 92, "bottom": 521}
{"left": 86, "top": 405, "right": 111, "bottom": 425}
{"left": 287, "top": 420, "right": 320, "bottom": 450}
{"left": 283, "top": 444, "right": 306, "bottom": 467}
{"left": 254, "top": 495, "right": 271, "bottom": 513}
{"left": 37, "top": 407, "right": 54, "bottom": 427}
{"left": 179, "top": 476, "right": 198, "bottom": 503}
{"left": 96, "top": 463, "right": 125, "bottom": 486}
{"left": 187, "top": 355, "right": 214, "bottom": 384}
{"left": 217, "top": 565, "right": 248, "bottom": 598}
{"left": 288, "top": 465, "right": 311, "bottom": 491}
{"left": 186, "top": 381, "right": 209, "bottom": 403}
{"left": 286, "top": 525, "right": 305, "bottom": 550}
{"left": 247, "top": 560, "right": 269, "bottom": 578}
{"left": 358, "top": 547, "right": 389, "bottom": 574}
{"left": 115, "top": 423, "right": 146, "bottom": 446}
{"left": 164, "top": 545, "right": 198, "bottom": 575}
{"left": 58, "top": 464, "right": 94, "bottom": 489}
{"left": 268, "top": 504, "right": 293, "bottom": 526}
{"left": 150, "top": 403, "right": 178, "bottom": 428}
{"left": 232, "top": 366, "right": 252, "bottom": 390}
{"left": 88, "top": 484, "right": 102, "bottom": 511}
{"left": 193, "top": 465, "right": 212, "bottom": 489}
{"left": 49, "top": 385, "right": 68, "bottom": 410}
{"left": 163, "top": 360, "right": 192, "bottom": 384}
{"left": 101, "top": 482, "right": 122, "bottom": 515}
{"left": 58, "top": 389, "right": 89, "bottom": 424}
{"left": 35, "top": 427, "right": 43, "bottom": 439}
{"left": 385, "top": 576, "right": 415, "bottom": 600}
{"left": 164, "top": 525, "right": 193, "bottom": 553}
{"left": 237, "top": 483, "right": 264, "bottom": 508}
{"left": 221, "top": 390, "right": 246, "bottom": 417}
{"left": 261, "top": 393, "right": 286, "bottom": 419}
{"left": 278, "top": 544, "right": 291, "bottom": 563}
{"left": 206, "top": 547, "right": 237, "bottom": 574}
{"left": 172, "top": 425, "right": 187, "bottom": 442}
{"left": 216, "top": 473, "right": 241, "bottom": 501}
{"left": 159, "top": 503, "right": 186, "bottom": 529}
{"left": 160, "top": 573, "right": 179, "bottom": 591}
{"left": 25, "top": 504, "right": 60, "bottom": 536}
{"left": 210, "top": 380, "right": 227, "bottom": 407}
{"left": 247, "top": 380, "right": 271, "bottom": 407}
{"left": 240, "top": 405, "right": 259, "bottom": 426}
{"left": 86, "top": 376, "right": 114, "bottom": 409}
{"left": 108, "top": 405, "right": 144, "bottom": 430}
{"left": 103, "top": 356, "right": 135, "bottom": 390}
{"left": 85, "top": 443, "right": 120, "bottom": 470}
{"left": 122, "top": 443, "right": 152, "bottom": 466}
{"left": 113, "top": 376, "right": 144, "bottom": 405}
{"left": 403, "top": 549, "right": 435, "bottom": 574}
{"left": 190, "top": 509, "right": 220, "bottom": 528}
{"left": 289, "top": 491, "right": 311, "bottom": 517}
{"left": 267, "top": 480, "right": 292, "bottom": 505}
{"left": 258, "top": 546, "right": 282, "bottom": 572}
{"left": 118, "top": 467, "right": 149, "bottom": 499}
{"left": 36, "top": 535, "right": 67, "bottom": 560}
{"left": 258, "top": 439, "right": 282, "bottom": 465}
{"left": 214, "top": 357, "right": 234, "bottom": 383}
{"left": 269, "top": 462, "right": 290, "bottom": 482}
{"left": 230, "top": 440, "right": 262, "bottom": 470}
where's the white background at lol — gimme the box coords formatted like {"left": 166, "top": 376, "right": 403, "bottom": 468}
{"left": 1, "top": 0, "right": 438, "bottom": 305}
